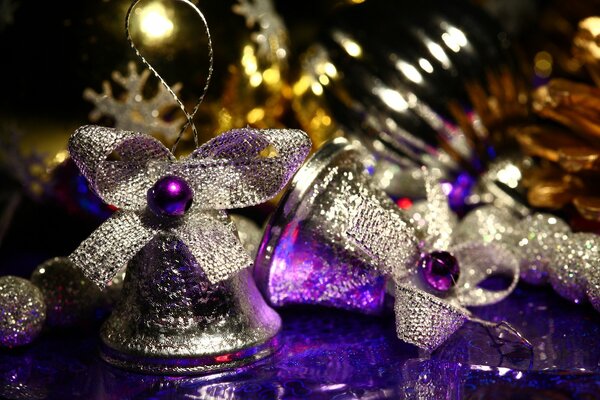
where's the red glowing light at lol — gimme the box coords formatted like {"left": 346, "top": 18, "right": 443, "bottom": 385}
{"left": 215, "top": 354, "right": 233, "bottom": 363}
{"left": 396, "top": 197, "right": 413, "bottom": 210}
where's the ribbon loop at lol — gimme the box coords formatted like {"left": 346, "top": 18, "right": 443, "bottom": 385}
{"left": 451, "top": 241, "right": 520, "bottom": 307}
{"left": 69, "top": 125, "right": 173, "bottom": 210}
{"left": 174, "top": 128, "right": 311, "bottom": 209}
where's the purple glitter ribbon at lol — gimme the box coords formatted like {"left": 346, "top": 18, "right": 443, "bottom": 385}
{"left": 68, "top": 125, "right": 311, "bottom": 289}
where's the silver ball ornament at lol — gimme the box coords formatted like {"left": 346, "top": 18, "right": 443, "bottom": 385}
{"left": 549, "top": 232, "right": 599, "bottom": 303}
{"left": 0, "top": 276, "right": 46, "bottom": 348}
{"left": 587, "top": 269, "right": 600, "bottom": 312}
{"left": 513, "top": 213, "right": 570, "bottom": 285}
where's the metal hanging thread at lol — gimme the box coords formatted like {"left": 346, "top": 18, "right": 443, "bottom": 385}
{"left": 125, "top": 0, "right": 214, "bottom": 152}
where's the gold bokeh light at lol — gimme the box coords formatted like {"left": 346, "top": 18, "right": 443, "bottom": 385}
{"left": 137, "top": 2, "right": 174, "bottom": 42}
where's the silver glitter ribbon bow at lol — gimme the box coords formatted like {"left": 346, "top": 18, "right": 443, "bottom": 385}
{"left": 68, "top": 125, "right": 311, "bottom": 289}
{"left": 347, "top": 169, "right": 522, "bottom": 350}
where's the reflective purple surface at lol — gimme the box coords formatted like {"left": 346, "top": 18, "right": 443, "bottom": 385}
{"left": 263, "top": 220, "right": 388, "bottom": 314}
{"left": 1, "top": 284, "right": 600, "bottom": 399}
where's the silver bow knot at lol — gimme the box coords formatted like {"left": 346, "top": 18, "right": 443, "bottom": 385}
{"left": 347, "top": 169, "right": 522, "bottom": 350}
{"left": 68, "top": 125, "right": 311, "bottom": 289}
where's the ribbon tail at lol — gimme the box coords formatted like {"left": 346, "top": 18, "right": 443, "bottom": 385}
{"left": 175, "top": 211, "right": 253, "bottom": 285}
{"left": 346, "top": 195, "right": 419, "bottom": 281}
{"left": 68, "top": 211, "right": 155, "bottom": 289}
{"left": 395, "top": 284, "right": 469, "bottom": 351}
{"left": 451, "top": 241, "right": 520, "bottom": 307}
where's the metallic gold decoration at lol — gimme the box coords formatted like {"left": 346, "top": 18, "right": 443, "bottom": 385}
{"left": 216, "top": 0, "right": 290, "bottom": 133}
{"left": 292, "top": 46, "right": 344, "bottom": 150}
{"left": 533, "top": 79, "right": 600, "bottom": 141}
{"left": 574, "top": 17, "right": 600, "bottom": 86}
{"left": 514, "top": 16, "right": 600, "bottom": 220}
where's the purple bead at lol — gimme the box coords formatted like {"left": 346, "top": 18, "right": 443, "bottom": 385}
{"left": 147, "top": 175, "right": 193, "bottom": 217}
{"left": 419, "top": 251, "right": 460, "bottom": 292}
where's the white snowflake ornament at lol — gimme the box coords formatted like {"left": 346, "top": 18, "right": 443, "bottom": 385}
{"left": 84, "top": 62, "right": 186, "bottom": 145}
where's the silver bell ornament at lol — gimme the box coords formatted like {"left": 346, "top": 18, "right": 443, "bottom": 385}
{"left": 254, "top": 137, "right": 404, "bottom": 315}
{"left": 66, "top": 121, "right": 309, "bottom": 374}
{"left": 0, "top": 276, "right": 46, "bottom": 348}
{"left": 254, "top": 137, "right": 525, "bottom": 350}
{"left": 63, "top": 0, "right": 311, "bottom": 374}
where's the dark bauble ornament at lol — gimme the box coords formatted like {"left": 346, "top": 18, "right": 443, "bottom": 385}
{"left": 293, "top": 0, "right": 530, "bottom": 206}
{"left": 30, "top": 257, "right": 103, "bottom": 328}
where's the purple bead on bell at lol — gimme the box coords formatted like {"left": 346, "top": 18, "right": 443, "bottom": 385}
{"left": 147, "top": 175, "right": 193, "bottom": 217}
{"left": 419, "top": 251, "right": 460, "bottom": 292}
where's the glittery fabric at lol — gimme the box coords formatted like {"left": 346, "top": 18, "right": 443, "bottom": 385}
{"left": 69, "top": 210, "right": 156, "bottom": 289}
{"left": 347, "top": 169, "right": 521, "bottom": 349}
{"left": 457, "top": 207, "right": 600, "bottom": 310}
{"left": 346, "top": 196, "right": 419, "bottom": 281}
{"left": 587, "top": 268, "right": 600, "bottom": 311}
{"left": 450, "top": 242, "right": 519, "bottom": 307}
{"left": 394, "top": 284, "right": 468, "bottom": 350}
{"left": 514, "top": 213, "right": 571, "bottom": 285}
{"left": 30, "top": 257, "right": 103, "bottom": 327}
{"left": 452, "top": 205, "right": 519, "bottom": 247}
{"left": 513, "top": 222, "right": 600, "bottom": 311}
{"left": 550, "top": 232, "right": 598, "bottom": 303}
{"left": 422, "top": 169, "right": 455, "bottom": 251}
{"left": 0, "top": 276, "right": 46, "bottom": 348}
{"left": 68, "top": 125, "right": 310, "bottom": 288}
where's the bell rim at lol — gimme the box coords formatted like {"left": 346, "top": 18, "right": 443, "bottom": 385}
{"left": 253, "top": 137, "right": 372, "bottom": 303}
{"left": 99, "top": 334, "right": 280, "bottom": 375}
